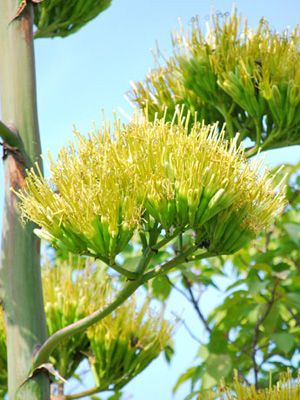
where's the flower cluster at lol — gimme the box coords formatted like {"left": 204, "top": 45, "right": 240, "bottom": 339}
{"left": 17, "top": 114, "right": 286, "bottom": 259}
{"left": 34, "top": 0, "right": 111, "bottom": 38}
{"left": 87, "top": 291, "right": 171, "bottom": 391}
{"left": 42, "top": 261, "right": 172, "bottom": 390}
{"left": 130, "top": 12, "right": 300, "bottom": 151}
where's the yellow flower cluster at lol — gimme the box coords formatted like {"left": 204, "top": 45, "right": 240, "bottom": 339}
{"left": 18, "top": 125, "right": 142, "bottom": 261}
{"left": 130, "top": 13, "right": 300, "bottom": 150}
{"left": 44, "top": 261, "right": 171, "bottom": 389}
{"left": 203, "top": 371, "right": 300, "bottom": 400}
{"left": 17, "top": 113, "right": 286, "bottom": 258}
{"left": 87, "top": 293, "right": 171, "bottom": 391}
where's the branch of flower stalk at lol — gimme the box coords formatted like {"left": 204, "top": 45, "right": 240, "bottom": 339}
{"left": 0, "top": 121, "right": 23, "bottom": 150}
{"left": 30, "top": 245, "right": 204, "bottom": 378}
{"left": 254, "top": 119, "right": 262, "bottom": 150}
{"left": 185, "top": 251, "right": 216, "bottom": 262}
{"left": 152, "top": 227, "right": 183, "bottom": 251}
{"left": 89, "top": 253, "right": 139, "bottom": 280}
{"left": 30, "top": 279, "right": 142, "bottom": 374}
{"left": 0, "top": 120, "right": 20, "bottom": 148}
{"left": 110, "top": 261, "right": 139, "bottom": 280}
{"left": 64, "top": 386, "right": 113, "bottom": 399}
{"left": 141, "top": 246, "right": 210, "bottom": 282}
{"left": 30, "top": 248, "right": 157, "bottom": 374}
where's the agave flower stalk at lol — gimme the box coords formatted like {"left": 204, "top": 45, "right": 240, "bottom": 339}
{"left": 130, "top": 12, "right": 300, "bottom": 154}
{"left": 0, "top": 1, "right": 49, "bottom": 398}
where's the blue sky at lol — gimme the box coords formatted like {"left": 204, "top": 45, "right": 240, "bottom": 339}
{"left": 1, "top": 1, "right": 300, "bottom": 399}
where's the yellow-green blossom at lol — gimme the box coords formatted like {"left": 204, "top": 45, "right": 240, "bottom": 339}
{"left": 17, "top": 113, "right": 285, "bottom": 258}
{"left": 87, "top": 293, "right": 171, "bottom": 391}
{"left": 130, "top": 12, "right": 300, "bottom": 151}
{"left": 42, "top": 261, "right": 104, "bottom": 379}
{"left": 201, "top": 371, "right": 300, "bottom": 400}
{"left": 18, "top": 127, "right": 142, "bottom": 261}
{"left": 44, "top": 261, "right": 172, "bottom": 389}
{"left": 116, "top": 113, "right": 286, "bottom": 253}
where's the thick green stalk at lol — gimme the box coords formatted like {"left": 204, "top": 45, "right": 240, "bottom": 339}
{"left": 0, "top": 1, "right": 49, "bottom": 399}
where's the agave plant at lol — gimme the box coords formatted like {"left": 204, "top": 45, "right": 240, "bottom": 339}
{"left": 129, "top": 12, "right": 300, "bottom": 154}
{"left": 17, "top": 113, "right": 285, "bottom": 270}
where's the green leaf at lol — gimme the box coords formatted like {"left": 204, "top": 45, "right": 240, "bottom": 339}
{"left": 151, "top": 275, "right": 172, "bottom": 301}
{"left": 207, "top": 330, "right": 228, "bottom": 354}
{"left": 252, "top": 263, "right": 273, "bottom": 274}
{"left": 271, "top": 332, "right": 294, "bottom": 353}
{"left": 184, "top": 390, "right": 203, "bottom": 400}
{"left": 205, "top": 354, "right": 232, "bottom": 381}
{"left": 164, "top": 344, "right": 174, "bottom": 364}
{"left": 283, "top": 223, "right": 300, "bottom": 249}
{"left": 107, "top": 392, "right": 123, "bottom": 400}
{"left": 286, "top": 293, "right": 300, "bottom": 310}
{"left": 197, "top": 345, "right": 209, "bottom": 361}
{"left": 272, "top": 262, "right": 291, "bottom": 273}
{"left": 201, "top": 372, "right": 218, "bottom": 390}
{"left": 262, "top": 303, "right": 280, "bottom": 334}
{"left": 248, "top": 278, "right": 268, "bottom": 295}
{"left": 173, "top": 367, "right": 199, "bottom": 394}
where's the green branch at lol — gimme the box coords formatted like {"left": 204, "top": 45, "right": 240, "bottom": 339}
{"left": 142, "top": 246, "right": 209, "bottom": 282}
{"left": 65, "top": 386, "right": 111, "bottom": 400}
{"left": 0, "top": 120, "right": 20, "bottom": 148}
{"left": 152, "top": 227, "right": 183, "bottom": 251}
